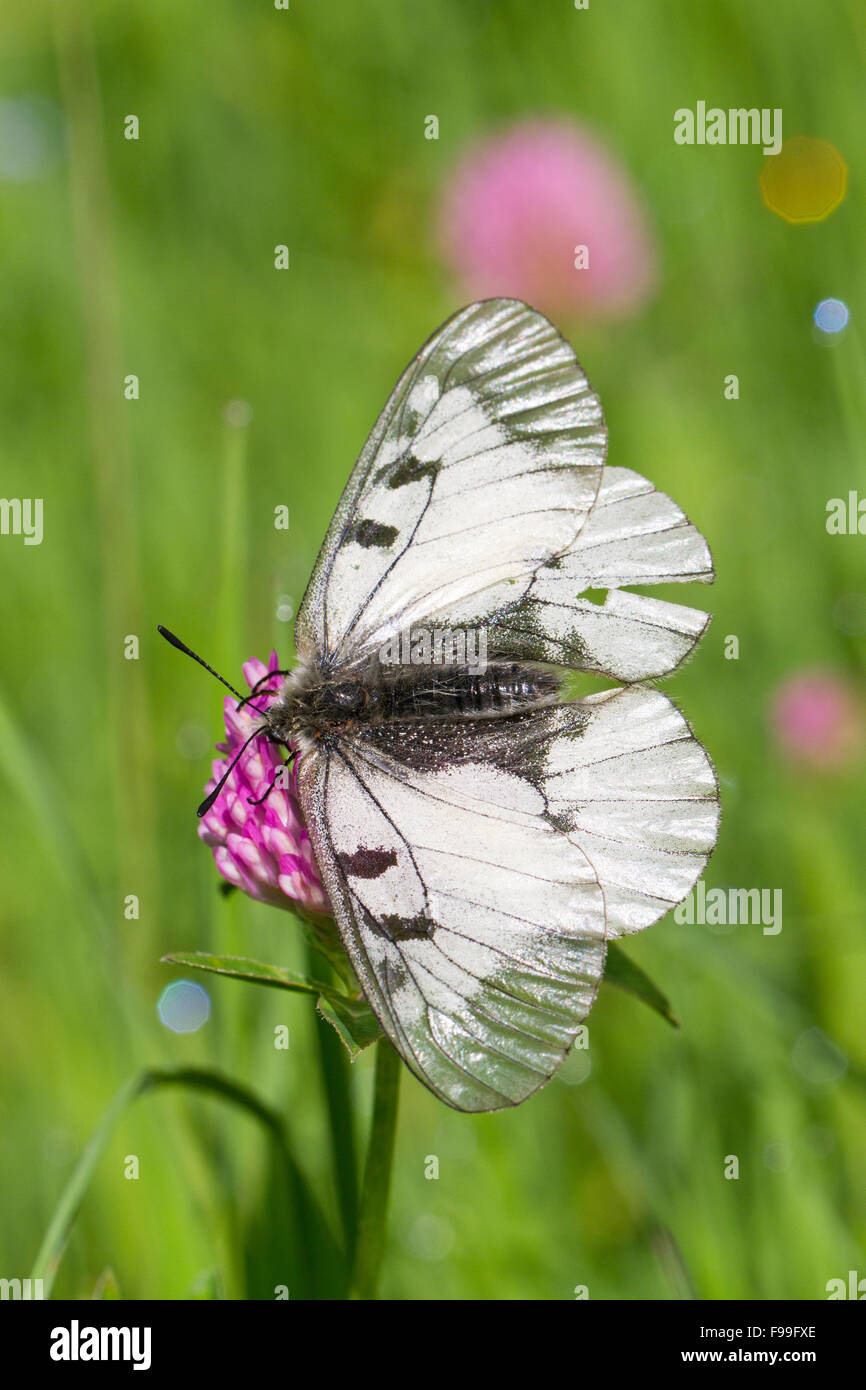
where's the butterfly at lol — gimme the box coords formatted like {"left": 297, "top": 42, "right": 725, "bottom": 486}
{"left": 167, "top": 299, "right": 719, "bottom": 1112}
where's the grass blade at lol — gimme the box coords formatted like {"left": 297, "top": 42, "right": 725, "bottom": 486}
{"left": 31, "top": 1065, "right": 342, "bottom": 1297}
{"left": 604, "top": 942, "right": 680, "bottom": 1029}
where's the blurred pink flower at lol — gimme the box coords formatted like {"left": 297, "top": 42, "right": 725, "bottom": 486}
{"left": 198, "top": 653, "right": 328, "bottom": 915}
{"left": 770, "top": 670, "right": 865, "bottom": 771}
{"left": 439, "top": 120, "right": 657, "bottom": 320}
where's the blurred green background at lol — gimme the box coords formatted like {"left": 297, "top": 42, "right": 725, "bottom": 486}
{"left": 1, "top": 0, "right": 864, "bottom": 1300}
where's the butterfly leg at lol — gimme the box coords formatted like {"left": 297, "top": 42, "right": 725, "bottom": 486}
{"left": 236, "top": 669, "right": 290, "bottom": 713}
{"left": 246, "top": 747, "right": 298, "bottom": 806}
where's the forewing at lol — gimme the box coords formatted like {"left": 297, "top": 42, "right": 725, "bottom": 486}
{"left": 295, "top": 299, "right": 606, "bottom": 666}
{"left": 297, "top": 732, "right": 606, "bottom": 1113}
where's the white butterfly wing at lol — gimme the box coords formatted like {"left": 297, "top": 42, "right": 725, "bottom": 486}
{"left": 297, "top": 684, "right": 717, "bottom": 1110}
{"left": 295, "top": 298, "right": 607, "bottom": 666}
{"left": 298, "top": 731, "right": 606, "bottom": 1112}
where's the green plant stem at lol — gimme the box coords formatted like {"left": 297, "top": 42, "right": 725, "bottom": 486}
{"left": 351, "top": 1039, "right": 400, "bottom": 1299}
{"left": 307, "top": 944, "right": 359, "bottom": 1263}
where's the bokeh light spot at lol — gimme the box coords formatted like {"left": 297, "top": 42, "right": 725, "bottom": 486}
{"left": 407, "top": 1213, "right": 456, "bottom": 1262}
{"left": 791, "top": 1027, "right": 848, "bottom": 1087}
{"left": 813, "top": 297, "right": 849, "bottom": 334}
{"left": 175, "top": 722, "right": 211, "bottom": 760}
{"left": 833, "top": 592, "right": 866, "bottom": 637}
{"left": 804, "top": 1125, "right": 835, "bottom": 1159}
{"left": 558, "top": 1046, "right": 592, "bottom": 1085}
{"left": 158, "top": 980, "right": 211, "bottom": 1033}
{"left": 763, "top": 1143, "right": 792, "bottom": 1172}
{"left": 224, "top": 398, "right": 252, "bottom": 428}
{"left": 0, "top": 96, "right": 62, "bottom": 181}
{"left": 760, "top": 136, "right": 847, "bottom": 223}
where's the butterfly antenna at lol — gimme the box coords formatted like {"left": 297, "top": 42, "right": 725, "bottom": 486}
{"left": 158, "top": 625, "right": 245, "bottom": 701}
{"left": 197, "top": 726, "right": 265, "bottom": 818}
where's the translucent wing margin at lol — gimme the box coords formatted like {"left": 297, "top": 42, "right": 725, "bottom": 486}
{"left": 295, "top": 298, "right": 607, "bottom": 667}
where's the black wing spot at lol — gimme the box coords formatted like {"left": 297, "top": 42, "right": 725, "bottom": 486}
{"left": 375, "top": 454, "right": 440, "bottom": 489}
{"left": 371, "top": 910, "right": 437, "bottom": 943}
{"left": 338, "top": 846, "right": 398, "bottom": 879}
{"left": 349, "top": 518, "right": 399, "bottom": 548}
{"left": 358, "top": 902, "right": 436, "bottom": 944}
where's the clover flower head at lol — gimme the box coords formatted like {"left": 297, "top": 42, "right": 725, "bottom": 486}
{"left": 439, "top": 119, "right": 657, "bottom": 320}
{"left": 770, "top": 669, "right": 865, "bottom": 771}
{"left": 198, "top": 652, "right": 328, "bottom": 915}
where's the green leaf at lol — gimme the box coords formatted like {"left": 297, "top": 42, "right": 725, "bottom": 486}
{"left": 164, "top": 948, "right": 381, "bottom": 1062}
{"left": 317, "top": 995, "right": 384, "bottom": 1059}
{"left": 161, "top": 950, "right": 336, "bottom": 998}
{"left": 604, "top": 942, "right": 680, "bottom": 1028}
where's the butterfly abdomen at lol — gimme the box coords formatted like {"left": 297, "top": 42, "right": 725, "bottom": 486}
{"left": 376, "top": 661, "right": 561, "bottom": 722}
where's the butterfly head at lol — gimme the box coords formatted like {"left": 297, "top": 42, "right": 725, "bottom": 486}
{"left": 269, "top": 660, "right": 380, "bottom": 747}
